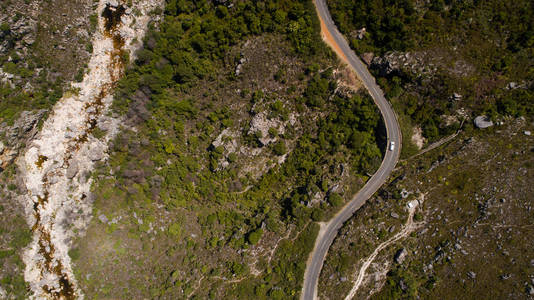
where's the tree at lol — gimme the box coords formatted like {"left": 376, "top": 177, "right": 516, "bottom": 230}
{"left": 328, "top": 193, "right": 343, "bottom": 207}
{"left": 272, "top": 141, "right": 287, "bottom": 156}
{"left": 247, "top": 228, "right": 263, "bottom": 245}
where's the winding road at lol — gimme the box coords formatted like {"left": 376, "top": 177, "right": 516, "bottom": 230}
{"left": 301, "top": 1, "right": 402, "bottom": 299}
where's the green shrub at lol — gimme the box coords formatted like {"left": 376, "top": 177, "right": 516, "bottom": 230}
{"left": 68, "top": 248, "right": 81, "bottom": 261}
{"left": 246, "top": 228, "right": 263, "bottom": 245}
{"left": 227, "top": 152, "right": 238, "bottom": 163}
{"left": 168, "top": 222, "right": 182, "bottom": 238}
{"left": 328, "top": 193, "right": 343, "bottom": 207}
{"left": 272, "top": 141, "right": 287, "bottom": 156}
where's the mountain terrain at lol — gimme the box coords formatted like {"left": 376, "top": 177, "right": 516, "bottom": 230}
{"left": 0, "top": 0, "right": 532, "bottom": 299}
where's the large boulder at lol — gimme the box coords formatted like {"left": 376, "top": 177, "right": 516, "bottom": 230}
{"left": 474, "top": 115, "right": 494, "bottom": 129}
{"left": 88, "top": 144, "right": 105, "bottom": 161}
{"left": 0, "top": 110, "right": 46, "bottom": 171}
{"left": 394, "top": 248, "right": 408, "bottom": 264}
{"left": 7, "top": 109, "right": 46, "bottom": 144}
{"left": 361, "top": 52, "right": 374, "bottom": 66}
{"left": 371, "top": 53, "right": 402, "bottom": 76}
{"left": 66, "top": 160, "right": 79, "bottom": 179}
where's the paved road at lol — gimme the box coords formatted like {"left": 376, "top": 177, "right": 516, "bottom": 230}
{"left": 301, "top": 1, "right": 402, "bottom": 299}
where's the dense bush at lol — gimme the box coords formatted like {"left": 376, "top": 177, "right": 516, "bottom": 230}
{"left": 114, "top": 0, "right": 324, "bottom": 113}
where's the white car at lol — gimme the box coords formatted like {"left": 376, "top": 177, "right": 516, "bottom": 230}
{"left": 389, "top": 141, "right": 395, "bottom": 151}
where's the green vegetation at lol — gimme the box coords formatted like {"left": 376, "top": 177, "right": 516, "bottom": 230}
{"left": 113, "top": 0, "right": 324, "bottom": 111}
{"left": 0, "top": 21, "right": 64, "bottom": 123}
{"left": 328, "top": 192, "right": 343, "bottom": 207}
{"left": 0, "top": 77, "right": 63, "bottom": 124}
{"left": 229, "top": 223, "right": 319, "bottom": 299}
{"left": 0, "top": 213, "right": 31, "bottom": 298}
{"left": 109, "top": 0, "right": 382, "bottom": 236}
{"left": 74, "top": 0, "right": 386, "bottom": 298}
{"left": 327, "top": 0, "right": 534, "bottom": 146}
{"left": 373, "top": 266, "right": 420, "bottom": 299}
{"left": 0, "top": 143, "right": 31, "bottom": 298}
{"left": 246, "top": 228, "right": 263, "bottom": 245}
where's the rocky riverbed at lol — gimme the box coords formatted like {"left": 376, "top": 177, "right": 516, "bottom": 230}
{"left": 15, "top": 0, "right": 162, "bottom": 298}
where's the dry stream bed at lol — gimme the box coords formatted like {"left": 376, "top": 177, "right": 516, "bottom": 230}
{"left": 15, "top": 0, "right": 162, "bottom": 298}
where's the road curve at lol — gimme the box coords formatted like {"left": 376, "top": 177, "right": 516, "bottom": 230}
{"left": 301, "top": 1, "right": 402, "bottom": 299}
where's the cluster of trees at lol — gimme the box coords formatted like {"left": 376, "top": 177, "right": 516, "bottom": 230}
{"left": 373, "top": 266, "right": 422, "bottom": 300}
{"left": 327, "top": 0, "right": 418, "bottom": 54}
{"left": 111, "top": 0, "right": 374, "bottom": 240}
{"left": 328, "top": 0, "right": 534, "bottom": 57}
{"left": 281, "top": 77, "right": 382, "bottom": 225}
{"left": 115, "top": 0, "right": 323, "bottom": 111}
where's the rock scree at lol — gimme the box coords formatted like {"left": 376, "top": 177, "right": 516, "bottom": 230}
{"left": 16, "top": 0, "right": 162, "bottom": 298}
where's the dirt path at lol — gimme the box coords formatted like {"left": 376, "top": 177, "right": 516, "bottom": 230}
{"left": 407, "top": 126, "right": 463, "bottom": 161}
{"left": 344, "top": 195, "right": 425, "bottom": 300}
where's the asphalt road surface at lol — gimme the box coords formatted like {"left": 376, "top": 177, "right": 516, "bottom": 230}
{"left": 301, "top": 1, "right": 402, "bottom": 299}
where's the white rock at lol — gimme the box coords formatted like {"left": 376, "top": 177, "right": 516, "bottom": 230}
{"left": 98, "top": 214, "right": 108, "bottom": 223}
{"left": 88, "top": 145, "right": 105, "bottom": 161}
{"left": 105, "top": 0, "right": 119, "bottom": 7}
{"left": 474, "top": 115, "right": 494, "bottom": 129}
{"left": 394, "top": 248, "right": 407, "bottom": 264}
{"left": 0, "top": 286, "right": 6, "bottom": 299}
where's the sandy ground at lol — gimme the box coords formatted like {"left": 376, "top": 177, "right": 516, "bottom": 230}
{"left": 317, "top": 13, "right": 349, "bottom": 64}
{"left": 411, "top": 127, "right": 425, "bottom": 150}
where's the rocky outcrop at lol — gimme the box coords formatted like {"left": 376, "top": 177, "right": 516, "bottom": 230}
{"left": 0, "top": 0, "right": 99, "bottom": 121}
{"left": 6, "top": 110, "right": 46, "bottom": 144}
{"left": 370, "top": 50, "right": 474, "bottom": 78}
{"left": 248, "top": 111, "right": 287, "bottom": 146}
{"left": 65, "top": 161, "right": 79, "bottom": 179}
{"left": 370, "top": 51, "right": 434, "bottom": 77}
{"left": 0, "top": 110, "right": 47, "bottom": 171}
{"left": 235, "top": 57, "right": 246, "bottom": 76}
{"left": 0, "top": 13, "right": 36, "bottom": 54}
